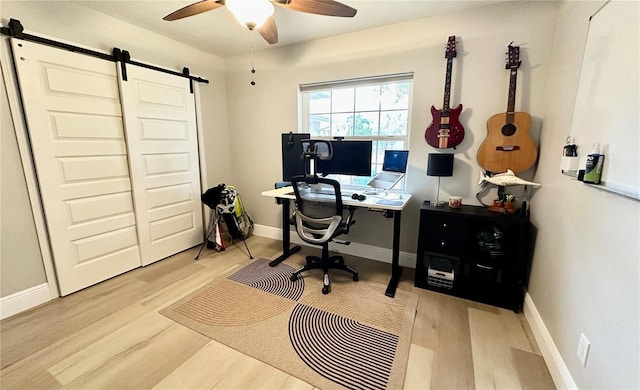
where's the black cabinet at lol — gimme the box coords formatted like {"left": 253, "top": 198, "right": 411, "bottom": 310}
{"left": 415, "top": 202, "right": 534, "bottom": 312}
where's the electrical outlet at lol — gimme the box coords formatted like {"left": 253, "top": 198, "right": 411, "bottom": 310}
{"left": 576, "top": 333, "right": 591, "bottom": 367}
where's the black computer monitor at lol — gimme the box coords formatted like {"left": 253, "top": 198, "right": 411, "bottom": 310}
{"left": 281, "top": 132, "right": 310, "bottom": 181}
{"left": 316, "top": 140, "right": 373, "bottom": 177}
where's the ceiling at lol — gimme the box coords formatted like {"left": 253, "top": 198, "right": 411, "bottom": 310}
{"left": 74, "top": 0, "right": 504, "bottom": 58}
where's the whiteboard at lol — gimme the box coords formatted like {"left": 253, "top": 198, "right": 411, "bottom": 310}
{"left": 568, "top": 0, "right": 639, "bottom": 199}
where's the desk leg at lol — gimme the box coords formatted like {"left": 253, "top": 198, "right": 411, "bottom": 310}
{"left": 269, "top": 198, "right": 301, "bottom": 267}
{"left": 385, "top": 210, "right": 403, "bottom": 297}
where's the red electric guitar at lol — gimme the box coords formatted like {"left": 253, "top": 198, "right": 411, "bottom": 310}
{"left": 425, "top": 36, "right": 465, "bottom": 149}
{"left": 477, "top": 43, "right": 537, "bottom": 173}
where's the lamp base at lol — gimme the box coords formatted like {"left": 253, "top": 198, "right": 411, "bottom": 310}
{"left": 430, "top": 177, "right": 446, "bottom": 207}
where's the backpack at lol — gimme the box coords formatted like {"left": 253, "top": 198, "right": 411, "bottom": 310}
{"left": 214, "top": 185, "right": 253, "bottom": 241}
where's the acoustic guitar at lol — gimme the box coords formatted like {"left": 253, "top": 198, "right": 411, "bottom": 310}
{"left": 425, "top": 36, "right": 464, "bottom": 149}
{"left": 477, "top": 43, "right": 537, "bottom": 173}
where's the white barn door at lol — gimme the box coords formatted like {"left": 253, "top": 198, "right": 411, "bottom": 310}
{"left": 118, "top": 64, "right": 203, "bottom": 266}
{"left": 11, "top": 39, "right": 141, "bottom": 295}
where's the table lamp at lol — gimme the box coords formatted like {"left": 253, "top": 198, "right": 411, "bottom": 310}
{"left": 427, "top": 153, "right": 454, "bottom": 206}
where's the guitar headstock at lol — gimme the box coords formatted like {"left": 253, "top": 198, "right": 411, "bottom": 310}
{"left": 445, "top": 36, "right": 457, "bottom": 59}
{"left": 505, "top": 43, "right": 521, "bottom": 70}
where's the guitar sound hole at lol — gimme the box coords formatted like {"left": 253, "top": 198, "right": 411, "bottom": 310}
{"left": 502, "top": 123, "right": 516, "bottom": 136}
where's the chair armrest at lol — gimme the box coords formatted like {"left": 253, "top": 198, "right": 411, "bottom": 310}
{"left": 341, "top": 206, "right": 357, "bottom": 233}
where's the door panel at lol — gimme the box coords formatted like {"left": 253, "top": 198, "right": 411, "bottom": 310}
{"left": 59, "top": 155, "right": 130, "bottom": 181}
{"left": 146, "top": 184, "right": 192, "bottom": 209}
{"left": 118, "top": 64, "right": 203, "bottom": 266}
{"left": 74, "top": 227, "right": 138, "bottom": 262}
{"left": 11, "top": 39, "right": 141, "bottom": 295}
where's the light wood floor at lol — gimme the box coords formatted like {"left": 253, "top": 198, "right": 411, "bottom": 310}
{"left": 1, "top": 236, "right": 555, "bottom": 389}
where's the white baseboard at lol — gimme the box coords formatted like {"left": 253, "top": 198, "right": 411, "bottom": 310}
{"left": 0, "top": 283, "right": 52, "bottom": 320}
{"left": 523, "top": 292, "right": 577, "bottom": 390}
{"left": 253, "top": 224, "right": 416, "bottom": 269}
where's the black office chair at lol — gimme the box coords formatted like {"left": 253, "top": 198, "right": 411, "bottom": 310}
{"left": 289, "top": 175, "right": 359, "bottom": 294}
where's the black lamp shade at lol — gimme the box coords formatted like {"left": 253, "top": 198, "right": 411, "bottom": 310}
{"left": 427, "top": 153, "right": 454, "bottom": 177}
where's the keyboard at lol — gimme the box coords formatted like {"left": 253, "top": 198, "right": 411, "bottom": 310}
{"left": 313, "top": 189, "right": 356, "bottom": 197}
{"left": 313, "top": 189, "right": 337, "bottom": 195}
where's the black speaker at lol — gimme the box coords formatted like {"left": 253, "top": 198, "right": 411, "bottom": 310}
{"left": 282, "top": 132, "right": 310, "bottom": 181}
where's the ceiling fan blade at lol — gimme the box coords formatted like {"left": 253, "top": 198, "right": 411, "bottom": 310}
{"left": 163, "top": 0, "right": 224, "bottom": 21}
{"left": 257, "top": 16, "right": 278, "bottom": 44}
{"left": 272, "top": 0, "right": 357, "bottom": 17}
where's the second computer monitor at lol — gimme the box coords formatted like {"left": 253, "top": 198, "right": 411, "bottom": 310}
{"left": 282, "top": 132, "right": 311, "bottom": 181}
{"left": 315, "top": 140, "right": 372, "bottom": 177}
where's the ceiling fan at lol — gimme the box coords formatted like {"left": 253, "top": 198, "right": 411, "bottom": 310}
{"left": 163, "top": 0, "right": 357, "bottom": 45}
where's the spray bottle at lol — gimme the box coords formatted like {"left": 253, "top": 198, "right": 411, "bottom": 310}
{"left": 583, "top": 143, "right": 604, "bottom": 184}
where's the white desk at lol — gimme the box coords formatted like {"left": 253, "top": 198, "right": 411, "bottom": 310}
{"left": 261, "top": 185, "right": 412, "bottom": 297}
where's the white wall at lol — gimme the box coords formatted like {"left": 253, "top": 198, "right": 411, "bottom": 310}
{"left": 529, "top": 1, "right": 639, "bottom": 388}
{"left": 1, "top": 65, "right": 46, "bottom": 296}
{"left": 0, "top": 1, "right": 231, "bottom": 298}
{"left": 225, "top": 1, "right": 558, "bottom": 251}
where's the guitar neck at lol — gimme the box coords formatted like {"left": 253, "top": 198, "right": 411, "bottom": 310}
{"left": 506, "top": 68, "right": 518, "bottom": 123}
{"left": 442, "top": 57, "right": 453, "bottom": 115}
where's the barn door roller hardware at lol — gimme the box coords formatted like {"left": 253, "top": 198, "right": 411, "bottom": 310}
{"left": 2, "top": 18, "right": 209, "bottom": 90}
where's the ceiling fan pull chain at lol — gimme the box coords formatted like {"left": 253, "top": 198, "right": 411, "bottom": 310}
{"left": 249, "top": 43, "right": 256, "bottom": 86}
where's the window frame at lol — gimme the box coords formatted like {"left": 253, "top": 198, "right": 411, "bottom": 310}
{"left": 298, "top": 73, "right": 414, "bottom": 187}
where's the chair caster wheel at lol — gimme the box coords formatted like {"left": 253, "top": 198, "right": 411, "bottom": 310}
{"left": 322, "top": 285, "right": 330, "bottom": 294}
{"left": 290, "top": 274, "right": 298, "bottom": 281}
{"left": 353, "top": 274, "right": 359, "bottom": 281}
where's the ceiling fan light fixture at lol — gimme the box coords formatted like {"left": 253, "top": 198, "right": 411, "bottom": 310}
{"left": 226, "top": 0, "right": 275, "bottom": 30}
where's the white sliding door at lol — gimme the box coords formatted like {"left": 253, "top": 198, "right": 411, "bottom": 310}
{"left": 118, "top": 64, "right": 203, "bottom": 266}
{"left": 11, "top": 39, "right": 141, "bottom": 295}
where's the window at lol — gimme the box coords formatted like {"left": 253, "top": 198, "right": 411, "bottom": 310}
{"left": 299, "top": 73, "right": 413, "bottom": 186}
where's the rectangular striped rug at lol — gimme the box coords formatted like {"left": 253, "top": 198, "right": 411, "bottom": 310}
{"left": 160, "top": 258, "right": 418, "bottom": 390}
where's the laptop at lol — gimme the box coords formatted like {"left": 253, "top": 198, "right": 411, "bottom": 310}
{"left": 368, "top": 150, "right": 409, "bottom": 190}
